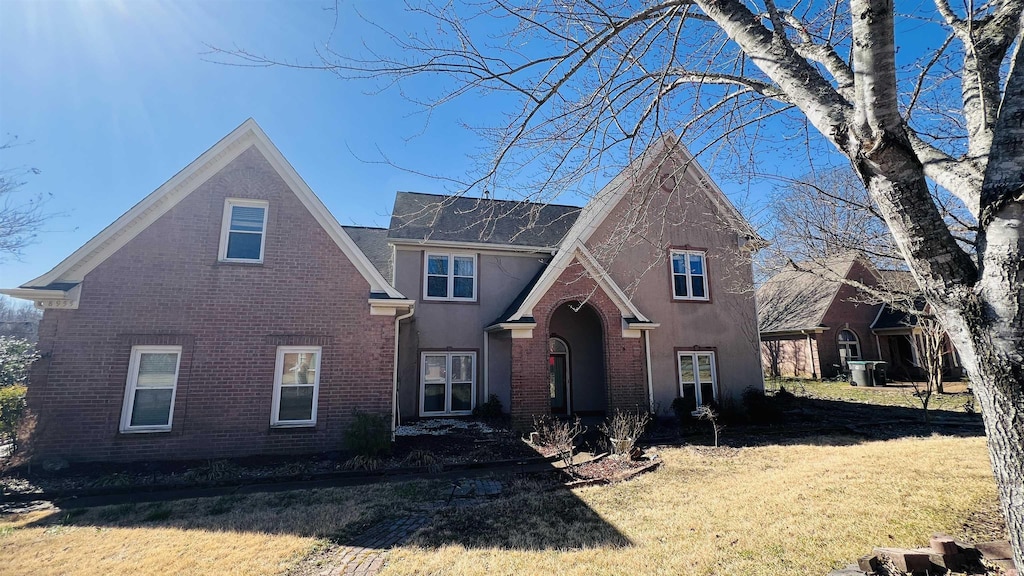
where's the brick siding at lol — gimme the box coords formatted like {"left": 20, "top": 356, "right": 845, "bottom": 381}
{"left": 509, "top": 260, "right": 646, "bottom": 428}
{"left": 23, "top": 145, "right": 395, "bottom": 462}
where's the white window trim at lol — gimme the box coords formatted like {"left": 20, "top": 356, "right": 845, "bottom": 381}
{"left": 838, "top": 329, "right": 862, "bottom": 363}
{"left": 419, "top": 351, "right": 476, "bottom": 416}
{"left": 218, "top": 198, "right": 269, "bottom": 263}
{"left": 422, "top": 252, "right": 478, "bottom": 302}
{"left": 119, "top": 345, "right": 182, "bottom": 434}
{"left": 270, "top": 346, "right": 322, "bottom": 428}
{"left": 677, "top": 350, "right": 718, "bottom": 414}
{"left": 670, "top": 250, "right": 710, "bottom": 301}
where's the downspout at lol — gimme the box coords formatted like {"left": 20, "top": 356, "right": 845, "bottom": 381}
{"left": 392, "top": 306, "right": 415, "bottom": 440}
{"left": 644, "top": 330, "right": 654, "bottom": 412}
{"left": 482, "top": 330, "right": 489, "bottom": 401}
{"left": 874, "top": 333, "right": 882, "bottom": 362}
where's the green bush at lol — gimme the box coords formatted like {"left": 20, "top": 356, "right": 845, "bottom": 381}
{"left": 0, "top": 384, "right": 27, "bottom": 442}
{"left": 472, "top": 394, "right": 504, "bottom": 420}
{"left": 343, "top": 412, "right": 392, "bottom": 458}
{"left": 0, "top": 337, "right": 39, "bottom": 387}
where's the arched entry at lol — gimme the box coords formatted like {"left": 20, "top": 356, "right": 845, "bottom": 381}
{"left": 549, "top": 302, "right": 607, "bottom": 415}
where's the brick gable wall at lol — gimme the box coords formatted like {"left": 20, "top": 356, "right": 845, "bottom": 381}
{"left": 509, "top": 260, "right": 646, "bottom": 428}
{"left": 24, "top": 145, "right": 394, "bottom": 462}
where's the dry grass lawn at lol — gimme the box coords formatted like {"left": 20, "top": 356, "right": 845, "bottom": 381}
{"left": 778, "top": 378, "right": 975, "bottom": 414}
{"left": 0, "top": 481, "right": 444, "bottom": 576}
{"left": 0, "top": 436, "right": 1000, "bottom": 576}
{"left": 383, "top": 435, "right": 999, "bottom": 576}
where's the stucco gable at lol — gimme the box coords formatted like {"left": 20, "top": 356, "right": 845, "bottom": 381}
{"left": 4, "top": 119, "right": 404, "bottom": 307}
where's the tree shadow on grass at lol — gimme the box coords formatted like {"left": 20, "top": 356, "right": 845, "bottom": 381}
{"left": 19, "top": 468, "right": 632, "bottom": 552}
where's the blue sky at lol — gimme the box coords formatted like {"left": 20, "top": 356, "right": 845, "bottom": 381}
{"left": 0, "top": 1, "right": 946, "bottom": 289}
{"left": 1, "top": 0, "right": 493, "bottom": 287}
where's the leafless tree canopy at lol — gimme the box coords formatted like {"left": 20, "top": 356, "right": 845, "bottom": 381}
{"left": 210, "top": 0, "right": 1024, "bottom": 561}
{"left": 0, "top": 138, "right": 48, "bottom": 262}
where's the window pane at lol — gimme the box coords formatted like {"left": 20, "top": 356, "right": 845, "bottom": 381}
{"left": 689, "top": 254, "right": 704, "bottom": 275}
{"left": 453, "top": 256, "right": 474, "bottom": 276}
{"left": 691, "top": 276, "right": 706, "bottom": 298}
{"left": 423, "top": 356, "right": 447, "bottom": 382}
{"left": 226, "top": 231, "right": 262, "bottom": 260}
{"left": 671, "top": 254, "right": 687, "bottom": 274}
{"left": 423, "top": 383, "right": 446, "bottom": 412}
{"left": 700, "top": 382, "right": 716, "bottom": 405}
{"left": 427, "top": 276, "right": 448, "bottom": 298}
{"left": 451, "top": 354, "right": 474, "bottom": 381}
{"left": 278, "top": 386, "right": 314, "bottom": 421}
{"left": 130, "top": 388, "right": 173, "bottom": 426}
{"left": 838, "top": 330, "right": 857, "bottom": 342}
{"left": 453, "top": 277, "right": 474, "bottom": 298}
{"left": 137, "top": 353, "right": 178, "bottom": 388}
{"left": 674, "top": 275, "right": 688, "bottom": 298}
{"left": 427, "top": 256, "right": 448, "bottom": 275}
{"left": 679, "top": 355, "right": 695, "bottom": 383}
{"left": 281, "top": 352, "right": 318, "bottom": 385}
{"left": 680, "top": 384, "right": 697, "bottom": 412}
{"left": 451, "top": 382, "right": 473, "bottom": 411}
{"left": 697, "top": 354, "right": 713, "bottom": 383}
{"left": 230, "top": 206, "right": 265, "bottom": 232}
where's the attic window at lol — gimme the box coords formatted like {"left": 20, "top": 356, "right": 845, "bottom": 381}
{"left": 219, "top": 199, "right": 268, "bottom": 262}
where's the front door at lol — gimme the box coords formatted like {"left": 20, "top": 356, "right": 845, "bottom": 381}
{"left": 549, "top": 337, "right": 570, "bottom": 414}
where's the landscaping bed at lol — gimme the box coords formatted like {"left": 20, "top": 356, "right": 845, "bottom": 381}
{"left": 0, "top": 418, "right": 539, "bottom": 500}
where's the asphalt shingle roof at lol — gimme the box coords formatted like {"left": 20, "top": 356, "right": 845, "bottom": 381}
{"left": 387, "top": 192, "right": 581, "bottom": 248}
{"left": 757, "top": 254, "right": 861, "bottom": 333}
{"left": 342, "top": 226, "right": 393, "bottom": 282}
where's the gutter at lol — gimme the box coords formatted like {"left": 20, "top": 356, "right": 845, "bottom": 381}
{"left": 644, "top": 330, "right": 655, "bottom": 412}
{"left": 392, "top": 305, "right": 415, "bottom": 439}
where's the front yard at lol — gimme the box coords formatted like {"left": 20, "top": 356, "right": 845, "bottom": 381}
{"left": 1, "top": 434, "right": 1002, "bottom": 576}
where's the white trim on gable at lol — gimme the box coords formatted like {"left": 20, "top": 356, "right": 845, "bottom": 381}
{"left": 14, "top": 119, "right": 404, "bottom": 301}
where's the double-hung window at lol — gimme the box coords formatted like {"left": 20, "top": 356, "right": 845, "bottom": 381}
{"left": 677, "top": 351, "right": 717, "bottom": 414}
{"left": 219, "top": 199, "right": 268, "bottom": 262}
{"left": 120, "top": 346, "right": 181, "bottom": 433}
{"left": 271, "top": 346, "right": 321, "bottom": 427}
{"left": 670, "top": 250, "right": 709, "bottom": 300}
{"left": 424, "top": 253, "right": 476, "bottom": 301}
{"left": 420, "top": 352, "right": 475, "bottom": 416}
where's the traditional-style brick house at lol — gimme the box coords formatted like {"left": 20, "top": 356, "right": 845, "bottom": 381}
{"left": 3, "top": 119, "right": 765, "bottom": 462}
{"left": 758, "top": 253, "right": 962, "bottom": 381}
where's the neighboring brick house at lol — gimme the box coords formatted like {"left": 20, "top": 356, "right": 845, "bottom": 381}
{"left": 3, "top": 119, "right": 765, "bottom": 462}
{"left": 758, "top": 254, "right": 962, "bottom": 381}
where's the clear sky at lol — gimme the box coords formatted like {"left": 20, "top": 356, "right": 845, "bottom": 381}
{"left": 1, "top": 0, "right": 499, "bottom": 287}
{"left": 0, "top": 1, "right": 943, "bottom": 289}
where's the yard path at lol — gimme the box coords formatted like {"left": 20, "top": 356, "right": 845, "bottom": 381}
{"left": 317, "top": 516, "right": 432, "bottom": 576}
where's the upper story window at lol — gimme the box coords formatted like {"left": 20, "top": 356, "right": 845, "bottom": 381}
{"left": 219, "top": 199, "right": 268, "bottom": 263}
{"left": 120, "top": 345, "right": 181, "bottom": 433}
{"left": 424, "top": 252, "right": 477, "bottom": 301}
{"left": 670, "top": 249, "right": 709, "bottom": 301}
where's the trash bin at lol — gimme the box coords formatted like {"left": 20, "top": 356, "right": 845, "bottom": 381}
{"left": 873, "top": 362, "right": 887, "bottom": 386}
{"left": 848, "top": 361, "right": 874, "bottom": 387}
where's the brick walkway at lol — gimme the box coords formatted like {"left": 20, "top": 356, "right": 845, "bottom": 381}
{"left": 311, "top": 478, "right": 503, "bottom": 576}
{"left": 316, "top": 515, "right": 432, "bottom": 576}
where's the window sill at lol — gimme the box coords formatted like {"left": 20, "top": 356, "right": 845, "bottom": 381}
{"left": 421, "top": 297, "right": 478, "bottom": 304}
{"left": 119, "top": 427, "right": 172, "bottom": 435}
{"left": 671, "top": 297, "right": 711, "bottom": 303}
{"left": 270, "top": 422, "right": 317, "bottom": 430}
{"left": 215, "top": 259, "right": 264, "bottom": 267}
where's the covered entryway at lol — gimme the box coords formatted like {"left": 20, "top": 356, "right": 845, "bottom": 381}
{"left": 549, "top": 301, "right": 607, "bottom": 416}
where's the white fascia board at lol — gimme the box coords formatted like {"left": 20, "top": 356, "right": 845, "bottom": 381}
{"left": 575, "top": 243, "right": 650, "bottom": 322}
{"left": 0, "top": 286, "right": 81, "bottom": 309}
{"left": 369, "top": 299, "right": 415, "bottom": 316}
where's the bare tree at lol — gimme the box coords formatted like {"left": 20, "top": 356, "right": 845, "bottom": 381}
{"left": 213, "top": 0, "right": 1024, "bottom": 560}
{"left": 1, "top": 138, "right": 48, "bottom": 262}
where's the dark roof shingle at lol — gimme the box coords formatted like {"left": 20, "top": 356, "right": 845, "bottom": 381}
{"left": 387, "top": 192, "right": 580, "bottom": 248}
{"left": 342, "top": 226, "right": 393, "bottom": 281}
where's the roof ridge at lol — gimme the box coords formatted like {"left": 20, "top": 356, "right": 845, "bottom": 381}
{"left": 393, "top": 190, "right": 584, "bottom": 210}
